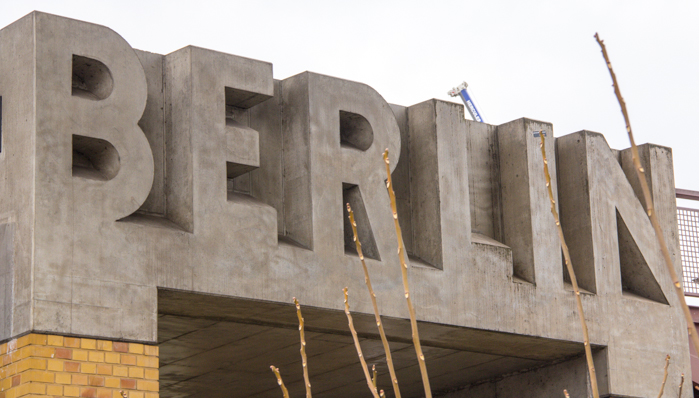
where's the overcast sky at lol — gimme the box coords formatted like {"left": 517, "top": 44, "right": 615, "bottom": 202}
{"left": 2, "top": 1, "right": 698, "bottom": 206}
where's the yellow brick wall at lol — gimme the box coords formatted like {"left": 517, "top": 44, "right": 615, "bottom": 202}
{"left": 0, "top": 334, "right": 158, "bottom": 398}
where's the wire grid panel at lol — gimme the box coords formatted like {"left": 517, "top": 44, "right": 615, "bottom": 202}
{"left": 679, "top": 207, "right": 699, "bottom": 295}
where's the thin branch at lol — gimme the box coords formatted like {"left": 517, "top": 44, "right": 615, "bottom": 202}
{"left": 658, "top": 355, "right": 670, "bottom": 398}
{"left": 383, "top": 149, "right": 432, "bottom": 398}
{"left": 563, "top": 390, "right": 570, "bottom": 398}
{"left": 679, "top": 373, "right": 685, "bottom": 398}
{"left": 347, "top": 203, "right": 402, "bottom": 398}
{"left": 539, "top": 132, "right": 600, "bottom": 398}
{"left": 380, "top": 390, "right": 386, "bottom": 398}
{"left": 343, "top": 287, "right": 381, "bottom": 398}
{"left": 294, "top": 297, "right": 312, "bottom": 398}
{"left": 372, "top": 364, "right": 378, "bottom": 389}
{"left": 270, "top": 366, "right": 290, "bottom": 398}
{"left": 595, "top": 32, "right": 699, "bottom": 357}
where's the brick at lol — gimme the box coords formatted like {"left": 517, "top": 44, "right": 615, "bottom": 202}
{"left": 28, "top": 369, "right": 55, "bottom": 383}
{"left": 47, "top": 384, "right": 63, "bottom": 396}
{"left": 96, "top": 364, "right": 112, "bottom": 375}
{"left": 13, "top": 382, "right": 37, "bottom": 396}
{"left": 144, "top": 369, "right": 158, "bottom": 380}
{"left": 10, "top": 347, "right": 31, "bottom": 362}
{"left": 80, "top": 387, "right": 97, "bottom": 398}
{"left": 143, "top": 346, "right": 158, "bottom": 357}
{"left": 81, "top": 339, "right": 97, "bottom": 350}
{"left": 137, "top": 380, "right": 158, "bottom": 392}
{"left": 16, "top": 358, "right": 47, "bottom": 372}
{"left": 32, "top": 382, "right": 47, "bottom": 394}
{"left": 65, "top": 362, "right": 81, "bottom": 372}
{"left": 88, "top": 376, "right": 105, "bottom": 387}
{"left": 113, "top": 366, "right": 128, "bottom": 378}
{"left": 73, "top": 350, "right": 88, "bottom": 362}
{"left": 112, "top": 343, "right": 128, "bottom": 353}
{"left": 65, "top": 385, "right": 80, "bottom": 397}
{"left": 120, "top": 379, "right": 136, "bottom": 389}
{"left": 128, "top": 367, "right": 144, "bottom": 379}
{"left": 145, "top": 393, "right": 158, "bottom": 398}
{"left": 129, "top": 392, "right": 144, "bottom": 398}
{"left": 82, "top": 363, "right": 97, "bottom": 374}
{"left": 72, "top": 373, "right": 89, "bottom": 385}
{"left": 15, "top": 335, "right": 31, "bottom": 349}
{"left": 127, "top": 344, "right": 143, "bottom": 355}
{"left": 47, "top": 335, "right": 64, "bottom": 347}
{"left": 29, "top": 334, "right": 48, "bottom": 346}
{"left": 14, "top": 360, "right": 29, "bottom": 374}
{"left": 55, "top": 372, "right": 72, "bottom": 384}
{"left": 0, "top": 342, "right": 7, "bottom": 355}
{"left": 15, "top": 358, "right": 37, "bottom": 373}
{"left": 31, "top": 358, "right": 47, "bottom": 370}
{"left": 13, "top": 383, "right": 29, "bottom": 397}
{"left": 32, "top": 346, "right": 55, "bottom": 358}
{"left": 105, "top": 353, "right": 120, "bottom": 364}
{"left": 96, "top": 341, "right": 112, "bottom": 352}
{"left": 135, "top": 356, "right": 158, "bottom": 369}
{"left": 120, "top": 355, "right": 136, "bottom": 366}
{"left": 97, "top": 388, "right": 112, "bottom": 398}
{"left": 145, "top": 357, "right": 158, "bottom": 369}
{"left": 47, "top": 359, "right": 64, "bottom": 372}
{"left": 55, "top": 348, "right": 72, "bottom": 359}
{"left": 104, "top": 377, "right": 120, "bottom": 388}
{"left": 65, "top": 338, "right": 81, "bottom": 348}
{"left": 11, "top": 375, "right": 20, "bottom": 387}
{"left": 88, "top": 351, "right": 105, "bottom": 363}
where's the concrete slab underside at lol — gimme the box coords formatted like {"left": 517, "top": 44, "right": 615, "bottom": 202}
{"left": 158, "top": 289, "right": 592, "bottom": 398}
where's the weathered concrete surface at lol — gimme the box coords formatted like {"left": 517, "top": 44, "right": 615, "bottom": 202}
{"left": 0, "top": 11, "right": 692, "bottom": 397}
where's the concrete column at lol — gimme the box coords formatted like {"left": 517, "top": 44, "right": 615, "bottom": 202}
{"left": 497, "top": 118, "right": 560, "bottom": 286}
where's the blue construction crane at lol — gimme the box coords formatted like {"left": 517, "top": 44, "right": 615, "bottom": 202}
{"left": 448, "top": 82, "right": 484, "bottom": 123}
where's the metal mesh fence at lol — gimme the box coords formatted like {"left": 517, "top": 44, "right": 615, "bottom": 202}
{"left": 679, "top": 207, "right": 699, "bottom": 295}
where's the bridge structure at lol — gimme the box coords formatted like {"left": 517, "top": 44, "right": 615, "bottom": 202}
{"left": 0, "top": 12, "right": 692, "bottom": 398}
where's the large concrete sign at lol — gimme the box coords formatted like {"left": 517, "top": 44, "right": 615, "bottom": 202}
{"left": 0, "top": 12, "right": 691, "bottom": 398}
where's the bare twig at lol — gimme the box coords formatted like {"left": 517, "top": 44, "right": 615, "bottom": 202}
{"left": 294, "top": 297, "right": 312, "bottom": 398}
{"left": 380, "top": 390, "right": 386, "bottom": 398}
{"left": 343, "top": 287, "right": 381, "bottom": 398}
{"left": 595, "top": 32, "right": 699, "bottom": 356}
{"left": 119, "top": 391, "right": 128, "bottom": 398}
{"left": 539, "top": 132, "right": 599, "bottom": 398}
{"left": 563, "top": 390, "right": 570, "bottom": 398}
{"left": 347, "top": 203, "right": 402, "bottom": 398}
{"left": 383, "top": 149, "right": 432, "bottom": 398}
{"left": 658, "top": 355, "right": 670, "bottom": 398}
{"left": 270, "top": 366, "right": 290, "bottom": 398}
{"left": 679, "top": 373, "right": 685, "bottom": 398}
{"left": 372, "top": 364, "right": 378, "bottom": 389}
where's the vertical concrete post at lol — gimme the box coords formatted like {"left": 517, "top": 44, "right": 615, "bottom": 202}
{"left": 497, "top": 118, "right": 560, "bottom": 285}
{"left": 405, "top": 99, "right": 471, "bottom": 269}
